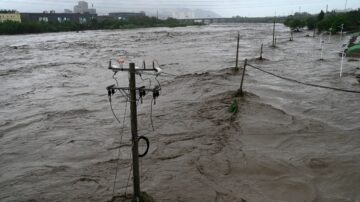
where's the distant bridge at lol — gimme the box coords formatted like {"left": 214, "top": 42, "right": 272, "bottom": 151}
{"left": 179, "top": 17, "right": 286, "bottom": 24}
{"left": 179, "top": 18, "right": 232, "bottom": 24}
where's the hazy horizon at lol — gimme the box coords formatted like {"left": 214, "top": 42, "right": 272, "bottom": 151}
{"left": 1, "top": 0, "right": 359, "bottom": 17}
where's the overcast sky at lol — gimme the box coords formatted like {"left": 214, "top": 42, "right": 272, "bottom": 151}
{"left": 1, "top": 0, "right": 359, "bottom": 17}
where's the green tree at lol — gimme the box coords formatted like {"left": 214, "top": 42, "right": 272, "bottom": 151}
{"left": 318, "top": 10, "right": 325, "bottom": 21}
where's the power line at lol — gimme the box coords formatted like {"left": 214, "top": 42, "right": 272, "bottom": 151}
{"left": 246, "top": 63, "right": 360, "bottom": 94}
{"left": 110, "top": 99, "right": 128, "bottom": 197}
{"left": 241, "top": 128, "right": 360, "bottom": 136}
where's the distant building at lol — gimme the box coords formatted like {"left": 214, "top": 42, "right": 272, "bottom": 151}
{"left": 333, "top": 8, "right": 353, "bottom": 13}
{"left": 21, "top": 13, "right": 97, "bottom": 24}
{"left": 0, "top": 10, "right": 21, "bottom": 22}
{"left": 87, "top": 8, "right": 96, "bottom": 14}
{"left": 64, "top": 9, "right": 72, "bottom": 13}
{"left": 74, "top": 1, "right": 87, "bottom": 13}
{"left": 73, "top": 1, "right": 96, "bottom": 14}
{"left": 108, "top": 12, "right": 145, "bottom": 20}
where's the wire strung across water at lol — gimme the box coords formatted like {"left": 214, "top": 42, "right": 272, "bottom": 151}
{"left": 246, "top": 63, "right": 360, "bottom": 94}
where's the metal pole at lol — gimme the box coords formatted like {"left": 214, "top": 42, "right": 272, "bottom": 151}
{"left": 260, "top": 43, "right": 263, "bottom": 60}
{"left": 235, "top": 32, "right": 240, "bottom": 70}
{"left": 340, "top": 50, "right": 345, "bottom": 77}
{"left": 345, "top": 0, "right": 348, "bottom": 10}
{"left": 340, "top": 24, "right": 344, "bottom": 41}
{"left": 239, "top": 59, "right": 247, "bottom": 95}
{"left": 320, "top": 40, "right": 324, "bottom": 60}
{"left": 129, "top": 63, "right": 141, "bottom": 202}
{"left": 272, "top": 20, "right": 276, "bottom": 47}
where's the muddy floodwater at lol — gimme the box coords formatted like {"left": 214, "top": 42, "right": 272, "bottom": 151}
{"left": 1, "top": 24, "right": 360, "bottom": 202}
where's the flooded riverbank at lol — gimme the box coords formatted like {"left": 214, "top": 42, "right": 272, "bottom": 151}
{"left": 1, "top": 24, "right": 359, "bottom": 202}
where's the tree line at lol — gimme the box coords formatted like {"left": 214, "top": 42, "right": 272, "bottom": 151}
{"left": 284, "top": 9, "right": 360, "bottom": 33}
{"left": 0, "top": 16, "right": 202, "bottom": 35}
{"left": 0, "top": 10, "right": 17, "bottom": 13}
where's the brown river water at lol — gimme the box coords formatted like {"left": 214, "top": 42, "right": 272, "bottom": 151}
{"left": 1, "top": 24, "right": 360, "bottom": 202}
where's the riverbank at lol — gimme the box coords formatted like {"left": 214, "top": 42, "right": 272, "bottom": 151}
{"left": 0, "top": 17, "right": 201, "bottom": 35}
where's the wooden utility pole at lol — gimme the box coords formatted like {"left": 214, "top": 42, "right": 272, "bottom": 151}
{"left": 235, "top": 32, "right": 240, "bottom": 70}
{"left": 129, "top": 63, "right": 141, "bottom": 202}
{"left": 239, "top": 59, "right": 247, "bottom": 95}
{"left": 260, "top": 44, "right": 263, "bottom": 60}
{"left": 272, "top": 20, "right": 276, "bottom": 47}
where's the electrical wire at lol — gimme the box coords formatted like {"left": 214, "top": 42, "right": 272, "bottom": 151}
{"left": 112, "top": 72, "right": 119, "bottom": 87}
{"left": 160, "top": 72, "right": 178, "bottom": 77}
{"left": 240, "top": 128, "right": 360, "bottom": 136}
{"left": 111, "top": 100, "right": 128, "bottom": 197}
{"left": 118, "top": 89, "right": 130, "bottom": 101}
{"left": 124, "top": 153, "right": 133, "bottom": 196}
{"left": 246, "top": 63, "right": 360, "bottom": 94}
{"left": 155, "top": 75, "right": 161, "bottom": 90}
{"left": 153, "top": 59, "right": 161, "bottom": 67}
{"left": 150, "top": 97, "right": 155, "bottom": 131}
{"left": 139, "top": 74, "right": 152, "bottom": 88}
{"left": 109, "top": 97, "right": 124, "bottom": 126}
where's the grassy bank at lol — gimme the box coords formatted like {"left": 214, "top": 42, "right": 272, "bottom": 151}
{"left": 0, "top": 16, "right": 202, "bottom": 35}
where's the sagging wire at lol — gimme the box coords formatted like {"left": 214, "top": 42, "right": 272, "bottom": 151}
{"left": 139, "top": 74, "right": 152, "bottom": 89}
{"left": 247, "top": 63, "right": 360, "bottom": 94}
{"left": 150, "top": 97, "right": 155, "bottom": 131}
{"left": 119, "top": 89, "right": 130, "bottom": 101}
{"left": 155, "top": 75, "right": 161, "bottom": 91}
{"left": 112, "top": 72, "right": 119, "bottom": 87}
{"left": 110, "top": 98, "right": 128, "bottom": 197}
{"left": 124, "top": 152, "right": 133, "bottom": 196}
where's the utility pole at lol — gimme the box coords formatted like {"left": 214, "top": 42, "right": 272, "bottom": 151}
{"left": 340, "top": 24, "right": 344, "bottom": 41}
{"left": 345, "top": 0, "right": 348, "bottom": 10}
{"left": 129, "top": 63, "right": 141, "bottom": 202}
{"left": 272, "top": 20, "right": 276, "bottom": 47}
{"left": 107, "top": 61, "right": 161, "bottom": 202}
{"left": 320, "top": 40, "right": 324, "bottom": 60}
{"left": 239, "top": 59, "right": 247, "bottom": 95}
{"left": 235, "top": 32, "right": 240, "bottom": 70}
